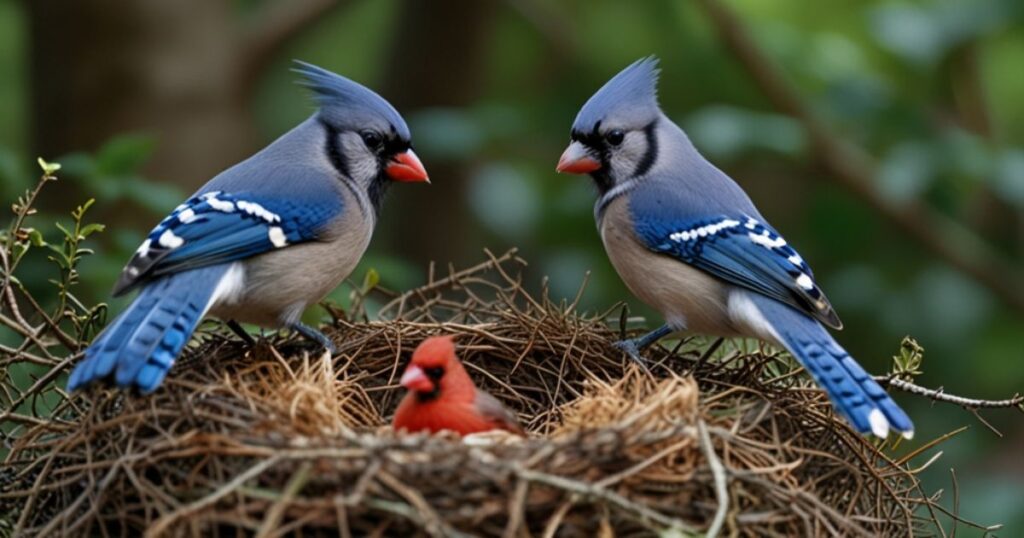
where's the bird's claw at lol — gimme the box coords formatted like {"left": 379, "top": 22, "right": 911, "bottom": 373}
{"left": 289, "top": 322, "right": 337, "bottom": 355}
{"left": 613, "top": 339, "right": 651, "bottom": 368}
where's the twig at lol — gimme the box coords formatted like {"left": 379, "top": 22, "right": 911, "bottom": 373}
{"left": 693, "top": 0, "right": 1024, "bottom": 315}
{"left": 378, "top": 249, "right": 521, "bottom": 318}
{"left": 509, "top": 463, "right": 698, "bottom": 534}
{"left": 146, "top": 455, "right": 282, "bottom": 537}
{"left": 377, "top": 470, "right": 468, "bottom": 538}
{"left": 699, "top": 420, "right": 729, "bottom": 538}
{"left": 256, "top": 461, "right": 312, "bottom": 538}
{"left": 950, "top": 468, "right": 960, "bottom": 538}
{"left": 0, "top": 354, "right": 77, "bottom": 422}
{"left": 885, "top": 378, "right": 1024, "bottom": 410}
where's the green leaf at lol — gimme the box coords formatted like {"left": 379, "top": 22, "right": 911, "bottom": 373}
{"left": 73, "top": 198, "right": 96, "bottom": 219}
{"left": 891, "top": 336, "right": 925, "bottom": 379}
{"left": 37, "top": 157, "right": 62, "bottom": 176}
{"left": 54, "top": 221, "right": 71, "bottom": 238}
{"left": 27, "top": 228, "right": 46, "bottom": 247}
{"left": 80, "top": 223, "right": 106, "bottom": 238}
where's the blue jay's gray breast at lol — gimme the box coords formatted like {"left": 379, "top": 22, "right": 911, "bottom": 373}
{"left": 210, "top": 197, "right": 373, "bottom": 327}
{"left": 600, "top": 195, "right": 737, "bottom": 335}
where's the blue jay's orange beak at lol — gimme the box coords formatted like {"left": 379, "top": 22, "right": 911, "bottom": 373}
{"left": 386, "top": 150, "right": 430, "bottom": 183}
{"left": 556, "top": 141, "right": 601, "bottom": 174}
{"left": 400, "top": 364, "right": 434, "bottom": 392}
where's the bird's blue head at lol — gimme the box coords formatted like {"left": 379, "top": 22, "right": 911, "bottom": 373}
{"left": 558, "top": 57, "right": 664, "bottom": 193}
{"left": 571, "top": 56, "right": 661, "bottom": 136}
{"left": 294, "top": 61, "right": 428, "bottom": 187}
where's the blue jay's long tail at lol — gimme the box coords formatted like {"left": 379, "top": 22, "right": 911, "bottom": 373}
{"left": 67, "top": 265, "right": 230, "bottom": 393}
{"left": 752, "top": 296, "right": 914, "bottom": 439}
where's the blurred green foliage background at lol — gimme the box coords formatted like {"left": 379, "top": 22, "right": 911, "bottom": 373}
{"left": 1, "top": 0, "right": 1022, "bottom": 531}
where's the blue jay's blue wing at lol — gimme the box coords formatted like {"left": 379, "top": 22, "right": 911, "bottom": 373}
{"left": 633, "top": 214, "right": 842, "bottom": 329}
{"left": 112, "top": 191, "right": 342, "bottom": 296}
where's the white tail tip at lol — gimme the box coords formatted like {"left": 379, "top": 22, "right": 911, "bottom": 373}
{"left": 868, "top": 409, "right": 890, "bottom": 439}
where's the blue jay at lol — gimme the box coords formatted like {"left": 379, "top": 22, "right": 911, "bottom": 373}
{"left": 67, "top": 62, "right": 429, "bottom": 394}
{"left": 556, "top": 57, "right": 912, "bottom": 439}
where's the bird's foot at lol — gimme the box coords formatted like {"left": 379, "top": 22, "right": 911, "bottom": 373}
{"left": 289, "top": 322, "right": 337, "bottom": 354}
{"left": 613, "top": 338, "right": 651, "bottom": 368}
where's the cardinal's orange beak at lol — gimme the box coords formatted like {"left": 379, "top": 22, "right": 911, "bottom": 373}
{"left": 556, "top": 141, "right": 601, "bottom": 174}
{"left": 386, "top": 150, "right": 429, "bottom": 183}
{"left": 400, "top": 364, "right": 434, "bottom": 392}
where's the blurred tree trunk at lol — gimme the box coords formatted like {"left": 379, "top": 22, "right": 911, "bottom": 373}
{"left": 25, "top": 0, "right": 339, "bottom": 194}
{"left": 377, "top": 0, "right": 498, "bottom": 267}
{"left": 26, "top": 0, "right": 251, "bottom": 192}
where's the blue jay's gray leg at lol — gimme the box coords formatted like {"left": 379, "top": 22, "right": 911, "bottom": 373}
{"left": 289, "top": 322, "right": 337, "bottom": 354}
{"left": 614, "top": 324, "right": 673, "bottom": 365}
{"left": 226, "top": 320, "right": 256, "bottom": 346}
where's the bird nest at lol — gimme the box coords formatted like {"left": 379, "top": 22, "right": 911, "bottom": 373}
{"left": 1, "top": 250, "right": 954, "bottom": 536}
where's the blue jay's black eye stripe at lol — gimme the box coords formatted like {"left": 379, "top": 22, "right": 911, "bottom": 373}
{"left": 633, "top": 120, "right": 658, "bottom": 177}
{"left": 319, "top": 118, "right": 349, "bottom": 178}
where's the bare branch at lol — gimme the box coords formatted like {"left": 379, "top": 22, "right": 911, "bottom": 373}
{"left": 694, "top": 0, "right": 1024, "bottom": 315}
{"left": 885, "top": 377, "right": 1024, "bottom": 410}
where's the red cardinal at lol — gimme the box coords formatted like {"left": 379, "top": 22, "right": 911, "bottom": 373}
{"left": 393, "top": 336, "right": 524, "bottom": 436}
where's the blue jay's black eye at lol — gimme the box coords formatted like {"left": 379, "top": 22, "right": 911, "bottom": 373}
{"left": 606, "top": 129, "right": 625, "bottom": 146}
{"left": 361, "top": 131, "right": 383, "bottom": 150}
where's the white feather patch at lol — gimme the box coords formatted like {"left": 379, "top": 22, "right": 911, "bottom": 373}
{"left": 137, "top": 238, "right": 152, "bottom": 257}
{"left": 158, "top": 229, "right": 184, "bottom": 249}
{"left": 868, "top": 409, "right": 890, "bottom": 438}
{"left": 209, "top": 262, "right": 246, "bottom": 308}
{"left": 202, "top": 192, "right": 235, "bottom": 212}
{"left": 268, "top": 226, "right": 288, "bottom": 248}
{"left": 748, "top": 231, "right": 786, "bottom": 249}
{"left": 795, "top": 273, "right": 814, "bottom": 290}
{"left": 236, "top": 200, "right": 281, "bottom": 223}
{"left": 726, "top": 290, "right": 782, "bottom": 344}
{"left": 669, "top": 218, "right": 741, "bottom": 243}
{"left": 178, "top": 208, "right": 197, "bottom": 223}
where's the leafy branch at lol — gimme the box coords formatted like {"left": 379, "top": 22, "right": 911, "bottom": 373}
{"left": 1, "top": 158, "right": 107, "bottom": 364}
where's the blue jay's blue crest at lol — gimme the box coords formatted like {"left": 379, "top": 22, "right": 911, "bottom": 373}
{"left": 572, "top": 56, "right": 661, "bottom": 134}
{"left": 293, "top": 61, "right": 411, "bottom": 141}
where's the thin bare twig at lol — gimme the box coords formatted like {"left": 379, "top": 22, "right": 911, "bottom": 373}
{"left": 509, "top": 463, "right": 697, "bottom": 534}
{"left": 885, "top": 378, "right": 1024, "bottom": 410}
{"left": 700, "top": 420, "right": 729, "bottom": 538}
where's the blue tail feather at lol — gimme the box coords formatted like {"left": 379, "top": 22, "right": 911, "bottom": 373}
{"left": 68, "top": 265, "right": 228, "bottom": 393}
{"left": 751, "top": 295, "right": 914, "bottom": 437}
